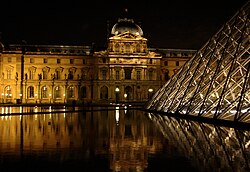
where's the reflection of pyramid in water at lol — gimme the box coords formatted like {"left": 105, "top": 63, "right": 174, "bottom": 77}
{"left": 145, "top": 1, "right": 250, "bottom": 123}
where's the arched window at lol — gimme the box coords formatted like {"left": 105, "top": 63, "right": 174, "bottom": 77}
{"left": 100, "top": 86, "right": 108, "bottom": 99}
{"left": 136, "top": 44, "right": 140, "bottom": 52}
{"left": 54, "top": 86, "right": 61, "bottom": 98}
{"left": 5, "top": 85, "right": 12, "bottom": 98}
{"left": 115, "top": 43, "right": 119, "bottom": 52}
{"left": 125, "top": 43, "right": 130, "bottom": 53}
{"left": 125, "top": 86, "right": 132, "bottom": 100}
{"left": 41, "top": 86, "right": 48, "bottom": 98}
{"left": 80, "top": 86, "right": 87, "bottom": 98}
{"left": 27, "top": 86, "right": 34, "bottom": 98}
{"left": 68, "top": 86, "right": 74, "bottom": 98}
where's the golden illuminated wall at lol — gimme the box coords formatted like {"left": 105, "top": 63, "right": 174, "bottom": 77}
{"left": 94, "top": 31, "right": 164, "bottom": 102}
{"left": 0, "top": 38, "right": 195, "bottom": 104}
{"left": 0, "top": 45, "right": 93, "bottom": 104}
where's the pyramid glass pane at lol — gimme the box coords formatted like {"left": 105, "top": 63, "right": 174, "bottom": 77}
{"left": 145, "top": 1, "right": 250, "bottom": 124}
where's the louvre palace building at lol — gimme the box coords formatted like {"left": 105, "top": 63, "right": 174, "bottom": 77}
{"left": 0, "top": 16, "right": 196, "bottom": 104}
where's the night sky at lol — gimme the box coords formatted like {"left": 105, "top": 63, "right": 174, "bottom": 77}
{"left": 1, "top": 0, "right": 248, "bottom": 50}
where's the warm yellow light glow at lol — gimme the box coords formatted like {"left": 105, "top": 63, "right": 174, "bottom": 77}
{"left": 115, "top": 106, "right": 119, "bottom": 124}
{"left": 115, "top": 87, "right": 120, "bottom": 92}
{"left": 148, "top": 88, "right": 153, "bottom": 92}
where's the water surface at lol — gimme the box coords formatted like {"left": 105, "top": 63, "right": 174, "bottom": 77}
{"left": 0, "top": 106, "right": 249, "bottom": 171}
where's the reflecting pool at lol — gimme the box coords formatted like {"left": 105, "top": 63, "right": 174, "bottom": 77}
{"left": 0, "top": 106, "right": 249, "bottom": 172}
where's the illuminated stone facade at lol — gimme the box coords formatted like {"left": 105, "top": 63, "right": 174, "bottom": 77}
{"left": 0, "top": 17, "right": 196, "bottom": 104}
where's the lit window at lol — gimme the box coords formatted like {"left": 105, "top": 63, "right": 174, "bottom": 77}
{"left": 54, "top": 86, "right": 61, "bottom": 98}
{"left": 136, "top": 71, "right": 141, "bottom": 80}
{"left": 116, "top": 70, "right": 120, "bottom": 80}
{"left": 68, "top": 86, "right": 74, "bottom": 98}
{"left": 29, "top": 70, "right": 35, "bottom": 80}
{"left": 28, "top": 86, "right": 34, "bottom": 98}
{"left": 41, "top": 86, "right": 47, "bottom": 98}
{"left": 6, "top": 86, "right": 12, "bottom": 98}
{"left": 7, "top": 70, "right": 11, "bottom": 79}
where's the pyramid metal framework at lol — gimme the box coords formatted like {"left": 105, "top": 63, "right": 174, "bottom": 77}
{"left": 145, "top": 1, "right": 250, "bottom": 123}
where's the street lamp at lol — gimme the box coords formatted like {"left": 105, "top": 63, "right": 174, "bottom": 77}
{"left": 148, "top": 88, "right": 153, "bottom": 100}
{"left": 115, "top": 87, "right": 120, "bottom": 104}
{"left": 124, "top": 93, "right": 127, "bottom": 103}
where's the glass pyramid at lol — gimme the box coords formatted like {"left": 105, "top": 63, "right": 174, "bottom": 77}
{"left": 145, "top": 1, "right": 250, "bottom": 123}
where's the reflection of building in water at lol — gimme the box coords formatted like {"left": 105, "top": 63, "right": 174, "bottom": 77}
{"left": 0, "top": 112, "right": 84, "bottom": 156}
{"left": 108, "top": 108, "right": 164, "bottom": 171}
{"left": 148, "top": 113, "right": 250, "bottom": 172}
{"left": 0, "top": 109, "right": 164, "bottom": 171}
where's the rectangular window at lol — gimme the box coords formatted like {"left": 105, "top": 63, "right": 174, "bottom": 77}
{"left": 124, "top": 68, "right": 132, "bottom": 80}
{"left": 136, "top": 71, "right": 141, "bottom": 80}
{"left": 57, "top": 59, "right": 60, "bottom": 64}
{"left": 116, "top": 70, "right": 120, "bottom": 80}
{"left": 43, "top": 71, "right": 47, "bottom": 80}
{"left": 8, "top": 57, "right": 12, "bottom": 63}
{"left": 7, "top": 70, "right": 11, "bottom": 79}
{"left": 149, "top": 71, "right": 153, "bottom": 80}
{"left": 44, "top": 58, "right": 47, "bottom": 63}
{"left": 102, "top": 70, "right": 107, "bottom": 80}
{"left": 70, "top": 59, "right": 74, "bottom": 64}
{"left": 56, "top": 71, "right": 60, "bottom": 80}
{"left": 176, "top": 61, "right": 179, "bottom": 66}
{"left": 29, "top": 70, "right": 35, "bottom": 80}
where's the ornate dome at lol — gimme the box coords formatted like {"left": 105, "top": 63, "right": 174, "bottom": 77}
{"left": 111, "top": 18, "right": 143, "bottom": 36}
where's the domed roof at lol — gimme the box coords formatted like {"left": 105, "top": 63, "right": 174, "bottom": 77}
{"left": 111, "top": 18, "right": 143, "bottom": 36}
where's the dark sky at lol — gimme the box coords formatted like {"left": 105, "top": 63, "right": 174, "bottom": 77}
{"left": 1, "top": 0, "right": 248, "bottom": 49}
